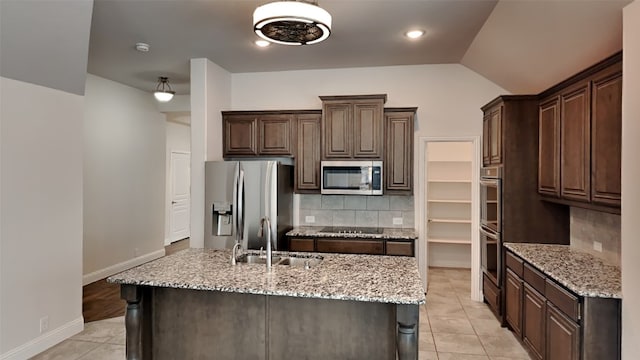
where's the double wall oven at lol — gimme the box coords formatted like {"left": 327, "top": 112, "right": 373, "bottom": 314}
{"left": 480, "top": 166, "right": 502, "bottom": 286}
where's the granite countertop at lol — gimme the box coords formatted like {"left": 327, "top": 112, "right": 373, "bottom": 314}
{"left": 108, "top": 248, "right": 425, "bottom": 305}
{"left": 286, "top": 226, "right": 418, "bottom": 240}
{"left": 504, "top": 243, "right": 621, "bottom": 299}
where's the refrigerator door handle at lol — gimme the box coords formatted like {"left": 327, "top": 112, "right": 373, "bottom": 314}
{"left": 232, "top": 163, "right": 239, "bottom": 243}
{"left": 264, "top": 161, "right": 275, "bottom": 249}
{"left": 237, "top": 168, "right": 245, "bottom": 244}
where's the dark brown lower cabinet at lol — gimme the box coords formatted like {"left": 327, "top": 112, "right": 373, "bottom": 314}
{"left": 286, "top": 236, "right": 415, "bottom": 256}
{"left": 546, "top": 304, "right": 580, "bottom": 360}
{"left": 482, "top": 273, "right": 500, "bottom": 317}
{"left": 505, "top": 249, "right": 621, "bottom": 360}
{"left": 316, "top": 238, "right": 384, "bottom": 255}
{"left": 505, "top": 269, "right": 523, "bottom": 338}
{"left": 289, "top": 238, "right": 315, "bottom": 252}
{"left": 385, "top": 241, "right": 414, "bottom": 256}
{"left": 523, "top": 284, "right": 546, "bottom": 360}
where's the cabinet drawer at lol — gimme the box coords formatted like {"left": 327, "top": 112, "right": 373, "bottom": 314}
{"left": 386, "top": 241, "right": 414, "bottom": 256}
{"left": 524, "top": 263, "right": 546, "bottom": 295}
{"left": 316, "top": 239, "right": 384, "bottom": 255}
{"left": 483, "top": 273, "right": 501, "bottom": 316}
{"left": 545, "top": 279, "right": 580, "bottom": 322}
{"left": 506, "top": 251, "right": 524, "bottom": 277}
{"left": 289, "top": 238, "right": 315, "bottom": 252}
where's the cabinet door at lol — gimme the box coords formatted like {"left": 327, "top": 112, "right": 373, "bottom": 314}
{"left": 489, "top": 106, "right": 503, "bottom": 165}
{"left": 289, "top": 238, "right": 315, "bottom": 252}
{"left": 316, "top": 238, "right": 384, "bottom": 255}
{"left": 483, "top": 273, "right": 501, "bottom": 316}
{"left": 482, "top": 112, "right": 491, "bottom": 166}
{"left": 385, "top": 111, "right": 414, "bottom": 193}
{"left": 223, "top": 115, "right": 258, "bottom": 156}
{"left": 560, "top": 82, "right": 591, "bottom": 202}
{"left": 539, "top": 96, "right": 562, "bottom": 197}
{"left": 322, "top": 102, "right": 352, "bottom": 159}
{"left": 295, "top": 114, "right": 321, "bottom": 192}
{"left": 505, "top": 269, "right": 523, "bottom": 338}
{"left": 546, "top": 304, "right": 580, "bottom": 360}
{"left": 386, "top": 241, "right": 414, "bottom": 256}
{"left": 353, "top": 101, "right": 384, "bottom": 158}
{"left": 591, "top": 65, "right": 622, "bottom": 207}
{"left": 523, "top": 284, "right": 546, "bottom": 360}
{"left": 258, "top": 115, "right": 293, "bottom": 155}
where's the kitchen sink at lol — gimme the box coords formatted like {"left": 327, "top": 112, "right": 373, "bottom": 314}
{"left": 277, "top": 256, "right": 323, "bottom": 268}
{"left": 235, "top": 253, "right": 323, "bottom": 268}
{"left": 235, "top": 254, "right": 281, "bottom": 264}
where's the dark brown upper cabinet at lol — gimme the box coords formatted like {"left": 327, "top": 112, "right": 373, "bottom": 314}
{"left": 591, "top": 62, "right": 622, "bottom": 207}
{"left": 222, "top": 111, "right": 295, "bottom": 158}
{"left": 560, "top": 82, "right": 591, "bottom": 202}
{"left": 295, "top": 113, "right": 322, "bottom": 193}
{"left": 538, "top": 97, "right": 561, "bottom": 197}
{"left": 482, "top": 104, "right": 503, "bottom": 166}
{"left": 223, "top": 114, "right": 258, "bottom": 156}
{"left": 320, "top": 95, "right": 386, "bottom": 160}
{"left": 384, "top": 108, "right": 415, "bottom": 194}
{"left": 537, "top": 53, "right": 622, "bottom": 212}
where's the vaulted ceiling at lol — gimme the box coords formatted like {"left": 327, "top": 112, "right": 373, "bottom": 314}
{"left": 1, "top": 0, "right": 631, "bottom": 97}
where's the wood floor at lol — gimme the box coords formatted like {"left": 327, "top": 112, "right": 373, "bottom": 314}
{"left": 82, "top": 238, "right": 190, "bottom": 323}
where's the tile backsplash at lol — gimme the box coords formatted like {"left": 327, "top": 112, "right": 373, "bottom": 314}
{"left": 298, "top": 195, "right": 415, "bottom": 228}
{"left": 570, "top": 207, "right": 621, "bottom": 266}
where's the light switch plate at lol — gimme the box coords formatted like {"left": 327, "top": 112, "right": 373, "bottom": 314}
{"left": 305, "top": 216, "right": 316, "bottom": 224}
{"left": 593, "top": 241, "right": 603, "bottom": 252}
{"left": 393, "top": 217, "right": 403, "bottom": 225}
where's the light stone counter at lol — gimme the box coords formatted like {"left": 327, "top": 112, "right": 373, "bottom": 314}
{"left": 286, "top": 226, "right": 418, "bottom": 240}
{"left": 108, "top": 248, "right": 425, "bottom": 305}
{"left": 504, "top": 243, "right": 621, "bottom": 298}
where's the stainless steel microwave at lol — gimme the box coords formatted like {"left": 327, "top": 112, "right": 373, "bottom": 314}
{"left": 320, "top": 161, "right": 383, "bottom": 195}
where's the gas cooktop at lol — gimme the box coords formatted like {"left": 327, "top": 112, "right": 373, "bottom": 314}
{"left": 319, "top": 226, "right": 384, "bottom": 235}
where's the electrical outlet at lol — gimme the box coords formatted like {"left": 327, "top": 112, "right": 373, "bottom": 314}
{"left": 40, "top": 316, "right": 49, "bottom": 334}
{"left": 305, "top": 216, "right": 316, "bottom": 224}
{"left": 393, "top": 217, "right": 403, "bottom": 225}
{"left": 593, "top": 241, "right": 603, "bottom": 252}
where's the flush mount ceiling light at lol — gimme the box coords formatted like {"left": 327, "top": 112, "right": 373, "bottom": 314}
{"left": 153, "top": 77, "right": 175, "bottom": 102}
{"left": 405, "top": 29, "right": 425, "bottom": 39}
{"left": 255, "top": 39, "right": 271, "bottom": 47}
{"left": 253, "top": 1, "right": 332, "bottom": 46}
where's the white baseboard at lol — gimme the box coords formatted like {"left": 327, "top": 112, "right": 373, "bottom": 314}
{"left": 1, "top": 316, "right": 84, "bottom": 360}
{"left": 83, "top": 248, "right": 166, "bottom": 285}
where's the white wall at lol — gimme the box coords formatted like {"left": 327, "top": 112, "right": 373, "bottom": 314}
{"left": 1, "top": 77, "right": 84, "bottom": 358}
{"left": 622, "top": 1, "right": 640, "bottom": 358}
{"left": 82, "top": 74, "right": 166, "bottom": 284}
{"left": 165, "top": 115, "right": 191, "bottom": 244}
{"left": 189, "top": 59, "right": 231, "bottom": 248}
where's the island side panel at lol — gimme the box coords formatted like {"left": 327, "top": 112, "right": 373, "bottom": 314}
{"left": 268, "top": 296, "right": 396, "bottom": 359}
{"left": 151, "top": 288, "right": 267, "bottom": 360}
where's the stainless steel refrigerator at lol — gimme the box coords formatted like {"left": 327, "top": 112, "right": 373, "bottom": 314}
{"left": 204, "top": 160, "right": 293, "bottom": 250}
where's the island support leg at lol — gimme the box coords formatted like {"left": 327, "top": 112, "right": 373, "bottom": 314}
{"left": 396, "top": 304, "right": 419, "bottom": 360}
{"left": 122, "top": 285, "right": 143, "bottom": 360}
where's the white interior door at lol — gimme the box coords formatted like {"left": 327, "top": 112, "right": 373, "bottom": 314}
{"left": 170, "top": 151, "right": 191, "bottom": 243}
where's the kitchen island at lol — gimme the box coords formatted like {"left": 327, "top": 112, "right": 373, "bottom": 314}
{"left": 108, "top": 248, "right": 425, "bottom": 360}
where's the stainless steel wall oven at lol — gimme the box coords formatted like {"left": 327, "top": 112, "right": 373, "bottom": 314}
{"left": 480, "top": 166, "right": 502, "bottom": 285}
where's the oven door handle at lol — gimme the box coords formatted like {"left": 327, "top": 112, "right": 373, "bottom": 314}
{"left": 480, "top": 226, "right": 499, "bottom": 240}
{"left": 480, "top": 179, "right": 499, "bottom": 187}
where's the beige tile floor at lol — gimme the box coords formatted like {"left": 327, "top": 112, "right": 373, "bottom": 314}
{"left": 420, "top": 268, "right": 531, "bottom": 360}
{"left": 32, "top": 267, "right": 531, "bottom": 360}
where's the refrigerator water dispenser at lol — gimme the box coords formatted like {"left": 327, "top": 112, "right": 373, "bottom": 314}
{"left": 213, "top": 202, "right": 233, "bottom": 236}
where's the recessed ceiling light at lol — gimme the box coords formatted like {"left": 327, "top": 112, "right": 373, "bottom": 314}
{"left": 255, "top": 40, "right": 271, "bottom": 48}
{"left": 405, "top": 30, "right": 425, "bottom": 39}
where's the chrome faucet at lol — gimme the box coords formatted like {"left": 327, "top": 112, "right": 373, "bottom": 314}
{"left": 231, "top": 241, "right": 242, "bottom": 265}
{"left": 258, "top": 217, "right": 272, "bottom": 271}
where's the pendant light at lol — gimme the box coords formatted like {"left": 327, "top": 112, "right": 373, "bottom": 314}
{"left": 253, "top": 1, "right": 332, "bottom": 46}
{"left": 154, "top": 77, "right": 175, "bottom": 102}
